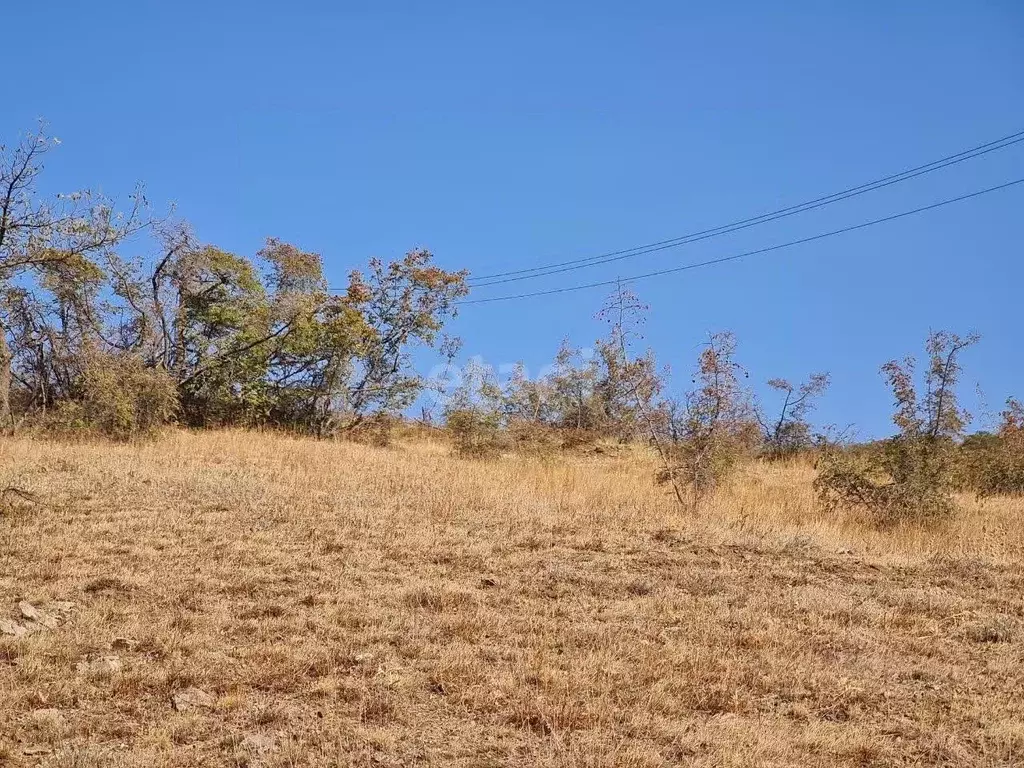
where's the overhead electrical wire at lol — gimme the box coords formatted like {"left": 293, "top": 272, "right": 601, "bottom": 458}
{"left": 456, "top": 177, "right": 1024, "bottom": 305}
{"left": 464, "top": 129, "right": 1024, "bottom": 288}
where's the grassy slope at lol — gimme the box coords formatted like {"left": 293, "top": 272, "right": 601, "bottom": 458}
{"left": 1, "top": 430, "right": 1023, "bottom": 767}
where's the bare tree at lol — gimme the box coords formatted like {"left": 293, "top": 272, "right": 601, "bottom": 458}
{"left": 594, "top": 280, "right": 664, "bottom": 441}
{"left": 593, "top": 280, "right": 683, "bottom": 501}
{"left": 757, "top": 372, "right": 830, "bottom": 459}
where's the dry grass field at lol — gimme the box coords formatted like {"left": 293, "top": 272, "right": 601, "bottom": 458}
{"left": 1, "top": 430, "right": 1023, "bottom": 767}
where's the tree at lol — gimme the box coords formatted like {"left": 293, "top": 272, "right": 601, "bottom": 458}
{"left": 660, "top": 332, "right": 756, "bottom": 510}
{"left": 593, "top": 280, "right": 664, "bottom": 442}
{"left": 257, "top": 238, "right": 365, "bottom": 433}
{"left": 333, "top": 250, "right": 469, "bottom": 433}
{"left": 0, "top": 124, "right": 145, "bottom": 428}
{"left": 111, "top": 234, "right": 467, "bottom": 435}
{"left": 501, "top": 361, "right": 553, "bottom": 428}
{"left": 757, "top": 372, "right": 830, "bottom": 459}
{"left": 107, "top": 227, "right": 285, "bottom": 426}
{"left": 519, "top": 282, "right": 667, "bottom": 445}
{"left": 0, "top": 124, "right": 468, "bottom": 438}
{"left": 546, "top": 339, "right": 603, "bottom": 434}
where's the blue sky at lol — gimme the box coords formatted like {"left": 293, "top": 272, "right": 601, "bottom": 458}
{"left": 6, "top": 1, "right": 1023, "bottom": 437}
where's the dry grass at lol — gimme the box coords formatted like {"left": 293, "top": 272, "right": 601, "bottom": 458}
{"left": 1, "top": 429, "right": 1023, "bottom": 767}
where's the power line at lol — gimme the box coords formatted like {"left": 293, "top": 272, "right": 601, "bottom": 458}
{"left": 457, "top": 177, "right": 1024, "bottom": 305}
{"left": 467, "top": 129, "right": 1024, "bottom": 288}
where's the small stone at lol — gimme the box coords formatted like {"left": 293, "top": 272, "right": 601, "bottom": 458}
{"left": 241, "top": 733, "right": 276, "bottom": 754}
{"left": 30, "top": 707, "right": 64, "bottom": 720}
{"left": 171, "top": 687, "right": 215, "bottom": 711}
{"left": 76, "top": 655, "right": 122, "bottom": 675}
{"left": 111, "top": 637, "right": 137, "bottom": 651}
{"left": 0, "top": 619, "right": 27, "bottom": 637}
{"left": 28, "top": 708, "right": 66, "bottom": 729}
{"left": 19, "top": 601, "right": 58, "bottom": 629}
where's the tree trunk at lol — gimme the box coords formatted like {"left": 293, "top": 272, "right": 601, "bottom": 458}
{"left": 0, "top": 325, "right": 13, "bottom": 430}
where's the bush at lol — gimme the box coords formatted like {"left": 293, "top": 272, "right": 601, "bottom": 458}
{"left": 815, "top": 331, "right": 977, "bottom": 526}
{"left": 442, "top": 358, "right": 509, "bottom": 458}
{"left": 816, "top": 438, "right": 957, "bottom": 525}
{"left": 957, "top": 400, "right": 1024, "bottom": 496}
{"left": 507, "top": 419, "right": 564, "bottom": 458}
{"left": 342, "top": 413, "right": 399, "bottom": 447}
{"left": 445, "top": 407, "right": 507, "bottom": 458}
{"left": 44, "top": 353, "right": 177, "bottom": 440}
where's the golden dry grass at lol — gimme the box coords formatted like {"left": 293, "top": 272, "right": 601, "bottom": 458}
{"left": 1, "top": 429, "right": 1023, "bottom": 766}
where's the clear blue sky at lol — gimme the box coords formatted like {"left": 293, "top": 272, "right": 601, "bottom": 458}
{"left": 7, "top": 1, "right": 1023, "bottom": 437}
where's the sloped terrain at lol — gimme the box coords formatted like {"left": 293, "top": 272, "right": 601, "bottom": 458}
{"left": 1, "top": 432, "right": 1022, "bottom": 766}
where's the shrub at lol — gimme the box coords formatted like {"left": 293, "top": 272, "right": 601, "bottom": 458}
{"left": 757, "top": 373, "right": 830, "bottom": 460}
{"left": 815, "top": 331, "right": 977, "bottom": 525}
{"left": 445, "top": 407, "right": 507, "bottom": 458}
{"left": 507, "top": 419, "right": 563, "bottom": 457}
{"left": 342, "top": 413, "right": 399, "bottom": 448}
{"left": 659, "top": 332, "right": 757, "bottom": 510}
{"left": 43, "top": 352, "right": 177, "bottom": 440}
{"left": 957, "top": 399, "right": 1024, "bottom": 496}
{"left": 816, "top": 438, "right": 958, "bottom": 523}
{"left": 443, "top": 359, "right": 507, "bottom": 458}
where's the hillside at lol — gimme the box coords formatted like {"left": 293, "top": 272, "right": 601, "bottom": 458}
{"left": 2, "top": 431, "right": 1023, "bottom": 767}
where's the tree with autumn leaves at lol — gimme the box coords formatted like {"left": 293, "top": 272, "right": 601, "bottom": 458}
{"left": 0, "top": 125, "right": 468, "bottom": 438}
